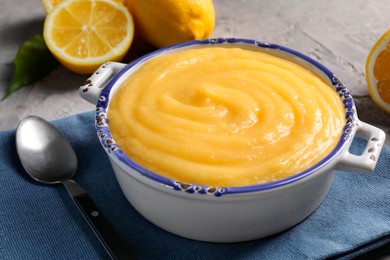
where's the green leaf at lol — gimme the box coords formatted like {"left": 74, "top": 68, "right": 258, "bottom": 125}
{"left": 2, "top": 34, "right": 58, "bottom": 100}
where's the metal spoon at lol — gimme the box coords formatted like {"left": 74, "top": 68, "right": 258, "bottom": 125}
{"left": 15, "top": 115, "right": 137, "bottom": 260}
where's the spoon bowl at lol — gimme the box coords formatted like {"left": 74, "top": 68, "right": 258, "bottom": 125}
{"left": 16, "top": 116, "right": 77, "bottom": 184}
{"left": 15, "top": 115, "right": 136, "bottom": 260}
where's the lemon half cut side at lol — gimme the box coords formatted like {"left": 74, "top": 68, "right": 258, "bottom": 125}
{"left": 366, "top": 29, "right": 390, "bottom": 114}
{"left": 43, "top": 0, "right": 134, "bottom": 74}
{"left": 42, "top": 0, "right": 126, "bottom": 13}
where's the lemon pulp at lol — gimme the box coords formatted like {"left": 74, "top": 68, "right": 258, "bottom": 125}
{"left": 43, "top": 0, "right": 134, "bottom": 74}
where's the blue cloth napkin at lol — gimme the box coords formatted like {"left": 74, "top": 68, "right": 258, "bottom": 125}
{"left": 1, "top": 111, "right": 389, "bottom": 260}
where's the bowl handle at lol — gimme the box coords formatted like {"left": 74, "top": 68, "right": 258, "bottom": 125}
{"left": 79, "top": 62, "right": 126, "bottom": 104}
{"left": 337, "top": 122, "right": 386, "bottom": 172}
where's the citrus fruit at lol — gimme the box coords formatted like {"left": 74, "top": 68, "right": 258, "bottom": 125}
{"left": 126, "top": 0, "right": 215, "bottom": 48}
{"left": 366, "top": 29, "right": 390, "bottom": 114}
{"left": 42, "top": 0, "right": 126, "bottom": 13}
{"left": 43, "top": 0, "right": 134, "bottom": 74}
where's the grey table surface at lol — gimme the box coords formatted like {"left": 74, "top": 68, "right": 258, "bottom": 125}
{"left": 1, "top": 0, "right": 390, "bottom": 258}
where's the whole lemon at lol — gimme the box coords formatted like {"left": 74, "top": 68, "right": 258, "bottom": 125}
{"left": 127, "top": 0, "right": 215, "bottom": 48}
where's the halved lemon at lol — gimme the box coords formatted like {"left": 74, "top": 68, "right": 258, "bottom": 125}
{"left": 42, "top": 0, "right": 126, "bottom": 13}
{"left": 43, "top": 0, "right": 134, "bottom": 74}
{"left": 366, "top": 29, "right": 390, "bottom": 114}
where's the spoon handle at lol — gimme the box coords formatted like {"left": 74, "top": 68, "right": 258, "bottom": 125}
{"left": 63, "top": 180, "right": 137, "bottom": 260}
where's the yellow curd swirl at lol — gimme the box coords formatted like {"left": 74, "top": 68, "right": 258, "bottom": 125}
{"left": 108, "top": 47, "right": 345, "bottom": 187}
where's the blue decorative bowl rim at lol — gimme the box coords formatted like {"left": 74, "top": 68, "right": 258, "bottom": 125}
{"left": 95, "top": 38, "right": 357, "bottom": 197}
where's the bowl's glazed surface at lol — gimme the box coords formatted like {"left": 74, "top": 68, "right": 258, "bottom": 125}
{"left": 80, "top": 38, "right": 386, "bottom": 242}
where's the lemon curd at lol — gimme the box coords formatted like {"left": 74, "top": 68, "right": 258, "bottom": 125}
{"left": 108, "top": 47, "right": 346, "bottom": 187}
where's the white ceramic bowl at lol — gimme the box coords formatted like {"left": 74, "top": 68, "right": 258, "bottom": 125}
{"left": 80, "top": 38, "right": 386, "bottom": 243}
